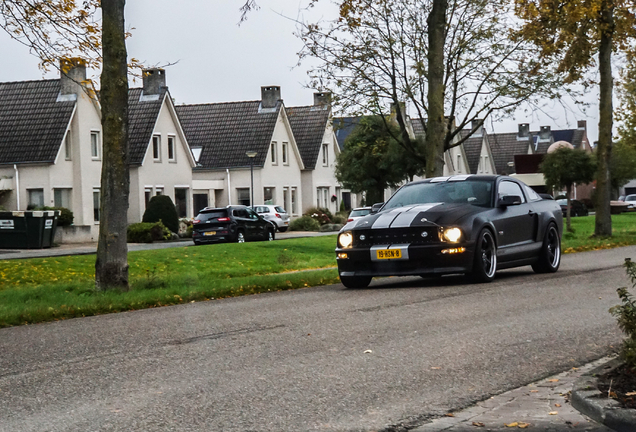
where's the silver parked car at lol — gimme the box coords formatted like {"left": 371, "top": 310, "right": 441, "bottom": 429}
{"left": 254, "top": 205, "right": 291, "bottom": 232}
{"left": 347, "top": 207, "right": 372, "bottom": 222}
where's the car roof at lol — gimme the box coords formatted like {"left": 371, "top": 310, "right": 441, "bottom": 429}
{"left": 200, "top": 205, "right": 248, "bottom": 213}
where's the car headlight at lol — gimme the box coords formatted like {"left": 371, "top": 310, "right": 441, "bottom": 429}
{"left": 442, "top": 227, "right": 462, "bottom": 243}
{"left": 338, "top": 231, "right": 353, "bottom": 249}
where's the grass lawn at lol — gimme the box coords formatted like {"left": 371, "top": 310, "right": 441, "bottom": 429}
{"left": 1, "top": 213, "right": 635, "bottom": 328}
{"left": 0, "top": 236, "right": 339, "bottom": 328}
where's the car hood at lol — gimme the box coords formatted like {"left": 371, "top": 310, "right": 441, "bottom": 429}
{"left": 342, "top": 202, "right": 484, "bottom": 231}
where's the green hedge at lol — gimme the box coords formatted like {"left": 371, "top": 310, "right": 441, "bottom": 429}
{"left": 127, "top": 222, "right": 172, "bottom": 243}
{"left": 142, "top": 195, "right": 179, "bottom": 233}
{"left": 42, "top": 206, "right": 74, "bottom": 226}
{"left": 290, "top": 216, "right": 321, "bottom": 231}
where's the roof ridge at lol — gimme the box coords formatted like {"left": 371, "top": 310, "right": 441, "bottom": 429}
{"left": 0, "top": 78, "right": 59, "bottom": 86}
{"left": 176, "top": 100, "right": 261, "bottom": 108}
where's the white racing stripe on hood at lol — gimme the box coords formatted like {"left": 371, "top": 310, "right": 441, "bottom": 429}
{"left": 380, "top": 203, "right": 442, "bottom": 228}
{"left": 370, "top": 207, "right": 404, "bottom": 229}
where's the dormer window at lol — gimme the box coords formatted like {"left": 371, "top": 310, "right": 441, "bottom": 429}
{"left": 152, "top": 135, "right": 161, "bottom": 162}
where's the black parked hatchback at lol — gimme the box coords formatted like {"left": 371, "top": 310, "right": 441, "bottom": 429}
{"left": 192, "top": 206, "right": 276, "bottom": 245}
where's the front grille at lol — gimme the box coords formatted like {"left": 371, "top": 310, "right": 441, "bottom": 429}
{"left": 354, "top": 228, "right": 440, "bottom": 247}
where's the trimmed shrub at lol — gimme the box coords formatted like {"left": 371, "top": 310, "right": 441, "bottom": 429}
{"left": 331, "top": 215, "right": 346, "bottom": 225}
{"left": 319, "top": 223, "right": 344, "bottom": 232}
{"left": 42, "top": 206, "right": 74, "bottom": 226}
{"left": 142, "top": 195, "right": 179, "bottom": 233}
{"left": 290, "top": 216, "right": 320, "bottom": 232}
{"left": 304, "top": 207, "right": 333, "bottom": 225}
{"left": 127, "top": 222, "right": 171, "bottom": 243}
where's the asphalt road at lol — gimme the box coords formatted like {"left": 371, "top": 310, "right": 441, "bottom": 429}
{"left": 0, "top": 246, "right": 633, "bottom": 432}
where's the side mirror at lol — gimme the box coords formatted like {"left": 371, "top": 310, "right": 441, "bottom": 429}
{"left": 498, "top": 195, "right": 522, "bottom": 207}
{"left": 370, "top": 202, "right": 384, "bottom": 214}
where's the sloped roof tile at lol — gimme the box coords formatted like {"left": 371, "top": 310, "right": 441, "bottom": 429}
{"left": 459, "top": 129, "right": 483, "bottom": 174}
{"left": 176, "top": 101, "right": 280, "bottom": 170}
{"left": 487, "top": 132, "right": 533, "bottom": 175}
{"left": 128, "top": 87, "right": 166, "bottom": 165}
{"left": 286, "top": 105, "right": 330, "bottom": 170}
{"left": 0, "top": 79, "right": 75, "bottom": 165}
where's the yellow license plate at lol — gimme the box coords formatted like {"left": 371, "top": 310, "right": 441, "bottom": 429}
{"left": 204, "top": 231, "right": 216, "bottom": 236}
{"left": 377, "top": 249, "right": 402, "bottom": 260}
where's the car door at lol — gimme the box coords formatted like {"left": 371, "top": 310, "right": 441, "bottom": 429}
{"left": 246, "top": 207, "right": 266, "bottom": 239}
{"left": 232, "top": 208, "right": 250, "bottom": 239}
{"left": 492, "top": 180, "right": 538, "bottom": 259}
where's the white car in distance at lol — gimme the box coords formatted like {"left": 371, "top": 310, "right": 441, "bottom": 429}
{"left": 254, "top": 205, "right": 291, "bottom": 232}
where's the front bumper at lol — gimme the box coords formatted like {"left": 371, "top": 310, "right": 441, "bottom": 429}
{"left": 335, "top": 242, "right": 476, "bottom": 277}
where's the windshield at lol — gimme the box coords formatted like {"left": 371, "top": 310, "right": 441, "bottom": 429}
{"left": 626, "top": 195, "right": 636, "bottom": 201}
{"left": 383, "top": 179, "right": 494, "bottom": 210}
{"left": 350, "top": 209, "right": 371, "bottom": 217}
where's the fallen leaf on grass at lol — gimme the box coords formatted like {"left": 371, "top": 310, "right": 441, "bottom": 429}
{"left": 530, "top": 390, "right": 539, "bottom": 393}
{"left": 549, "top": 411, "right": 558, "bottom": 415}
{"left": 445, "top": 413, "right": 455, "bottom": 417}
{"left": 548, "top": 379, "right": 559, "bottom": 382}
{"left": 472, "top": 421, "right": 485, "bottom": 427}
{"left": 504, "top": 422, "right": 519, "bottom": 427}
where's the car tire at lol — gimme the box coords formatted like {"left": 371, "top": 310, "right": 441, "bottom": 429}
{"left": 278, "top": 227, "right": 288, "bottom": 232}
{"left": 236, "top": 231, "right": 245, "bottom": 243}
{"left": 193, "top": 240, "right": 201, "bottom": 246}
{"left": 267, "top": 229, "right": 275, "bottom": 241}
{"left": 531, "top": 223, "right": 561, "bottom": 274}
{"left": 340, "top": 275, "right": 372, "bottom": 289}
{"left": 470, "top": 229, "right": 497, "bottom": 283}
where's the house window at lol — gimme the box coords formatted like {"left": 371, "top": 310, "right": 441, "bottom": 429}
{"left": 322, "top": 143, "right": 329, "bottom": 166}
{"left": 54, "top": 188, "right": 72, "bottom": 209}
{"left": 144, "top": 188, "right": 152, "bottom": 208}
{"left": 237, "top": 188, "right": 250, "bottom": 206}
{"left": 271, "top": 142, "right": 277, "bottom": 165}
{"left": 484, "top": 155, "right": 489, "bottom": 173}
{"left": 291, "top": 187, "right": 298, "bottom": 215}
{"left": 155, "top": 187, "right": 163, "bottom": 196}
{"left": 282, "top": 142, "right": 289, "bottom": 165}
{"left": 283, "top": 187, "right": 290, "bottom": 213}
{"left": 175, "top": 188, "right": 188, "bottom": 217}
{"left": 456, "top": 154, "right": 462, "bottom": 173}
{"left": 152, "top": 135, "right": 161, "bottom": 161}
{"left": 90, "top": 131, "right": 100, "bottom": 159}
{"left": 93, "top": 189, "right": 100, "bottom": 222}
{"left": 168, "top": 136, "right": 176, "bottom": 162}
{"left": 64, "top": 133, "right": 72, "bottom": 160}
{"left": 28, "top": 189, "right": 44, "bottom": 209}
{"left": 264, "top": 187, "right": 275, "bottom": 205}
{"left": 317, "top": 187, "right": 329, "bottom": 208}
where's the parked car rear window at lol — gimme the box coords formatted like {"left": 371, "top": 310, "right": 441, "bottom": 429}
{"left": 196, "top": 210, "right": 227, "bottom": 222}
{"left": 274, "top": 206, "right": 286, "bottom": 213}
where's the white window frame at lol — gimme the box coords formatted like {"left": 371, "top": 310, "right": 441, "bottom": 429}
{"left": 167, "top": 135, "right": 176, "bottom": 162}
{"left": 155, "top": 187, "right": 164, "bottom": 196}
{"left": 152, "top": 135, "right": 161, "bottom": 162}
{"left": 282, "top": 142, "right": 289, "bottom": 165}
{"left": 90, "top": 131, "right": 100, "bottom": 160}
{"left": 271, "top": 142, "right": 278, "bottom": 165}
{"left": 64, "top": 132, "right": 72, "bottom": 161}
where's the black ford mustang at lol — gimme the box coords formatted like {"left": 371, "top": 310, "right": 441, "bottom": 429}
{"left": 335, "top": 175, "right": 563, "bottom": 288}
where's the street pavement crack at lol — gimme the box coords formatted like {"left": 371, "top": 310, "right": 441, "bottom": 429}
{"left": 165, "top": 324, "right": 286, "bottom": 346}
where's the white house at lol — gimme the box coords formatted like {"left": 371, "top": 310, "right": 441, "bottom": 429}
{"left": 176, "top": 86, "right": 305, "bottom": 217}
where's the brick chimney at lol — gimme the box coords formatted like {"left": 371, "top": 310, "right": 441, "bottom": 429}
{"left": 261, "top": 86, "right": 281, "bottom": 109}
{"left": 313, "top": 92, "right": 331, "bottom": 107}
{"left": 517, "top": 123, "right": 530, "bottom": 139}
{"left": 471, "top": 119, "right": 483, "bottom": 137}
{"left": 142, "top": 68, "right": 166, "bottom": 95}
{"left": 60, "top": 58, "right": 87, "bottom": 95}
{"left": 577, "top": 120, "right": 587, "bottom": 130}
{"left": 539, "top": 125, "right": 551, "bottom": 141}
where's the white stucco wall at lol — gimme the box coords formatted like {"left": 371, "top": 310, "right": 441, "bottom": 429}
{"left": 301, "top": 126, "right": 342, "bottom": 214}
{"left": 129, "top": 96, "right": 194, "bottom": 223}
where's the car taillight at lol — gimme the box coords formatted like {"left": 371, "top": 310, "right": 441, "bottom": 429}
{"left": 275, "top": 213, "right": 281, "bottom": 218}
{"left": 348, "top": 218, "right": 353, "bottom": 222}
{"left": 193, "top": 220, "right": 200, "bottom": 224}
{"left": 217, "top": 217, "right": 230, "bottom": 222}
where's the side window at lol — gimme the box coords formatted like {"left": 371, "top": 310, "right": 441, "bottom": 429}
{"left": 247, "top": 209, "right": 259, "bottom": 220}
{"left": 498, "top": 181, "right": 526, "bottom": 203}
{"left": 524, "top": 184, "right": 541, "bottom": 202}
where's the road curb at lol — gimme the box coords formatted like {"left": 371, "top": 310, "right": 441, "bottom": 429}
{"left": 571, "top": 357, "right": 636, "bottom": 432}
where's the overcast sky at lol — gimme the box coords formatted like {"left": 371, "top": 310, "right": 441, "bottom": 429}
{"left": 0, "top": 0, "right": 599, "bottom": 142}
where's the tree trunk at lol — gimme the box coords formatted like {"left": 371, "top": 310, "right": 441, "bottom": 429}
{"left": 595, "top": 0, "right": 613, "bottom": 237}
{"left": 425, "top": 0, "right": 447, "bottom": 178}
{"left": 95, "top": 0, "right": 130, "bottom": 290}
{"left": 566, "top": 184, "right": 572, "bottom": 233}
